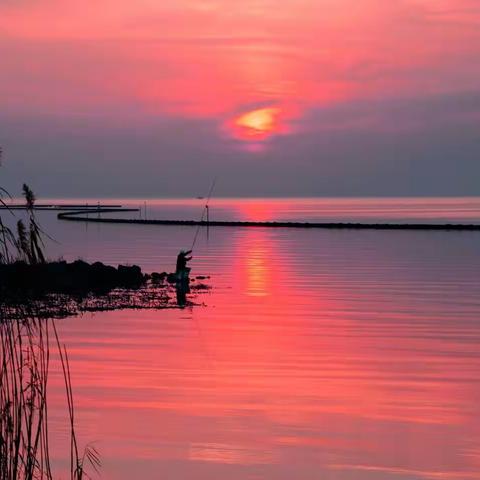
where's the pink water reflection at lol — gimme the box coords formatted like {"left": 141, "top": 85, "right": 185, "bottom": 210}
{"left": 42, "top": 204, "right": 480, "bottom": 479}
{"left": 32, "top": 196, "right": 480, "bottom": 224}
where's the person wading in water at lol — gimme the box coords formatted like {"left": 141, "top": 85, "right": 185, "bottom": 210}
{"left": 176, "top": 250, "right": 192, "bottom": 281}
{"left": 175, "top": 250, "right": 192, "bottom": 307}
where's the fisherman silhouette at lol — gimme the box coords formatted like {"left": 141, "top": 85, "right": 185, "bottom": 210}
{"left": 176, "top": 249, "right": 192, "bottom": 277}
{"left": 176, "top": 283, "right": 188, "bottom": 307}
{"left": 175, "top": 250, "right": 192, "bottom": 307}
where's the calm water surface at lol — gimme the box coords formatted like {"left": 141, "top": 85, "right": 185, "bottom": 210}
{"left": 29, "top": 198, "right": 480, "bottom": 479}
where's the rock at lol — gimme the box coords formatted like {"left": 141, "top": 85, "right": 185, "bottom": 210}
{"left": 151, "top": 271, "right": 167, "bottom": 283}
{"left": 0, "top": 260, "right": 147, "bottom": 296}
{"left": 166, "top": 273, "right": 177, "bottom": 284}
{"left": 191, "top": 283, "right": 211, "bottom": 290}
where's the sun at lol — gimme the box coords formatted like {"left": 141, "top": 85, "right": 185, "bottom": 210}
{"left": 236, "top": 108, "right": 280, "bottom": 133}
{"left": 231, "top": 107, "right": 283, "bottom": 141}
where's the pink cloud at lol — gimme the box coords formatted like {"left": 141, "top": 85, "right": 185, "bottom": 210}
{"left": 1, "top": 0, "right": 479, "bottom": 139}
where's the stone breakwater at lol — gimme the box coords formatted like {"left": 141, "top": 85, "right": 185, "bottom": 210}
{"left": 58, "top": 210, "right": 480, "bottom": 231}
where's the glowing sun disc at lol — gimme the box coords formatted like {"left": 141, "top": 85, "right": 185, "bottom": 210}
{"left": 231, "top": 107, "right": 283, "bottom": 141}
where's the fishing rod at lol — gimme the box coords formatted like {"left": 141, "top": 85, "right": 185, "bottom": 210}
{"left": 190, "top": 177, "right": 217, "bottom": 251}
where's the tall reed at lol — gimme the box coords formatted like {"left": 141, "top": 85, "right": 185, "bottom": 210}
{"left": 1, "top": 180, "right": 99, "bottom": 478}
{"left": 0, "top": 304, "right": 100, "bottom": 480}
{"left": 0, "top": 187, "right": 15, "bottom": 264}
{"left": 0, "top": 183, "right": 46, "bottom": 266}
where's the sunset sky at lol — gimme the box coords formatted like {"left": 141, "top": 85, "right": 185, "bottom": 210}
{"left": 1, "top": 0, "right": 479, "bottom": 197}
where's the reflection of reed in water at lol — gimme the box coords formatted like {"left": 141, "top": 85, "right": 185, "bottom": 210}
{"left": 0, "top": 183, "right": 206, "bottom": 478}
{"left": 0, "top": 287, "right": 206, "bottom": 479}
{"left": 0, "top": 304, "right": 100, "bottom": 480}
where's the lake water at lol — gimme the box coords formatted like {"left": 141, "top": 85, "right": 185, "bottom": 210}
{"left": 20, "top": 198, "right": 480, "bottom": 480}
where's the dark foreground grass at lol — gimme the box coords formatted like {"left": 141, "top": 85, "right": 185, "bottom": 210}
{"left": 0, "top": 303, "right": 100, "bottom": 480}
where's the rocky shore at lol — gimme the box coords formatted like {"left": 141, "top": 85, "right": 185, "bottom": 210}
{"left": 0, "top": 260, "right": 173, "bottom": 296}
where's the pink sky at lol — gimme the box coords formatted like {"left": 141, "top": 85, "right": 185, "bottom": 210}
{"left": 2, "top": 1, "right": 479, "bottom": 119}
{"left": 1, "top": 0, "right": 479, "bottom": 196}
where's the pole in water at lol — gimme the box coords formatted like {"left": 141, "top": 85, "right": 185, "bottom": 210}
{"left": 84, "top": 202, "right": 90, "bottom": 235}
{"left": 206, "top": 205, "right": 210, "bottom": 241}
{"left": 190, "top": 177, "right": 217, "bottom": 251}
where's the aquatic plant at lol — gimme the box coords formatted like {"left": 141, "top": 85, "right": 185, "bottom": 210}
{"left": 0, "top": 304, "right": 100, "bottom": 479}
{"left": 15, "top": 220, "right": 30, "bottom": 263}
{"left": 0, "top": 149, "right": 14, "bottom": 263}
{"left": 0, "top": 308, "right": 52, "bottom": 479}
{"left": 0, "top": 188, "right": 16, "bottom": 265}
{"left": 22, "top": 184, "right": 46, "bottom": 264}
{"left": 1, "top": 171, "right": 99, "bottom": 478}
{"left": 0, "top": 183, "right": 46, "bottom": 265}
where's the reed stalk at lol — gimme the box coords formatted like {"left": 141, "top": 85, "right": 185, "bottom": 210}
{"left": 0, "top": 304, "right": 100, "bottom": 479}
{"left": 1, "top": 183, "right": 99, "bottom": 479}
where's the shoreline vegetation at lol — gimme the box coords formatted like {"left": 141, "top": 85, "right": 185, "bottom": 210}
{"left": 0, "top": 187, "right": 206, "bottom": 480}
{"left": 1, "top": 259, "right": 209, "bottom": 318}
{"left": 1, "top": 303, "right": 101, "bottom": 480}
{"left": 1, "top": 186, "right": 102, "bottom": 479}
{"left": 1, "top": 196, "right": 208, "bottom": 313}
